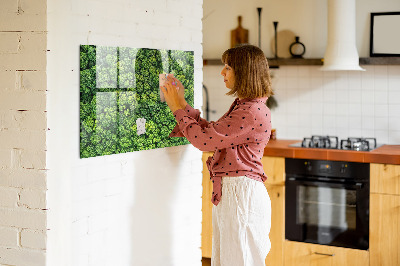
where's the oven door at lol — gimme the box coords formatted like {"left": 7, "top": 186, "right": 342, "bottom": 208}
{"left": 285, "top": 177, "right": 369, "bottom": 250}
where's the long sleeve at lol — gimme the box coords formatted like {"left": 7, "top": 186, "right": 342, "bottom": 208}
{"left": 169, "top": 104, "right": 210, "bottom": 137}
{"left": 172, "top": 105, "right": 258, "bottom": 152}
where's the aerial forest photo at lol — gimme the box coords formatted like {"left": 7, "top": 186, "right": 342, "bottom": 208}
{"left": 80, "top": 45, "right": 194, "bottom": 158}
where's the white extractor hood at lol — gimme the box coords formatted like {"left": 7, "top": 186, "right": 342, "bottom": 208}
{"left": 320, "top": 0, "right": 365, "bottom": 71}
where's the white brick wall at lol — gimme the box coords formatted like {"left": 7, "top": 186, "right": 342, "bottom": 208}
{"left": 46, "top": 0, "right": 203, "bottom": 266}
{"left": 0, "top": 0, "right": 48, "bottom": 265}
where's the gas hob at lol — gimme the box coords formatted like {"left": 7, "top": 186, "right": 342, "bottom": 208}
{"left": 289, "top": 135, "right": 382, "bottom": 151}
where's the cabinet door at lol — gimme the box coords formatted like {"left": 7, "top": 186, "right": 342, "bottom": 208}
{"left": 284, "top": 241, "right": 369, "bottom": 266}
{"left": 264, "top": 184, "right": 284, "bottom": 266}
{"left": 261, "top": 156, "right": 285, "bottom": 185}
{"left": 370, "top": 163, "right": 400, "bottom": 195}
{"left": 370, "top": 193, "right": 400, "bottom": 266}
{"left": 202, "top": 152, "right": 213, "bottom": 258}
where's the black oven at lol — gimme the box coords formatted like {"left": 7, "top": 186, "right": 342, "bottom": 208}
{"left": 285, "top": 158, "right": 369, "bottom": 250}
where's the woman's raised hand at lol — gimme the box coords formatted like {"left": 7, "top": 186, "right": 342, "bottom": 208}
{"left": 160, "top": 75, "right": 186, "bottom": 113}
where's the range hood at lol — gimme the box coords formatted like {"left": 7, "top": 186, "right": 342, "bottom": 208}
{"left": 320, "top": 0, "right": 365, "bottom": 71}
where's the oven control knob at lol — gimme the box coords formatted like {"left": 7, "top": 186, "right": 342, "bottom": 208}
{"left": 340, "top": 164, "right": 347, "bottom": 174}
{"left": 304, "top": 161, "right": 312, "bottom": 171}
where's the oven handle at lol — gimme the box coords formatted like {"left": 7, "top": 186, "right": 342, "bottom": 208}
{"left": 286, "top": 177, "right": 364, "bottom": 189}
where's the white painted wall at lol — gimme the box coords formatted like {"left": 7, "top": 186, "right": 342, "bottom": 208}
{"left": 46, "top": 0, "right": 203, "bottom": 266}
{"left": 0, "top": 0, "right": 48, "bottom": 265}
{"left": 204, "top": 0, "right": 400, "bottom": 58}
{"left": 203, "top": 0, "right": 400, "bottom": 144}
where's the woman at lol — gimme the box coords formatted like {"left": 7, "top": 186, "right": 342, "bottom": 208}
{"left": 161, "top": 44, "right": 273, "bottom": 266}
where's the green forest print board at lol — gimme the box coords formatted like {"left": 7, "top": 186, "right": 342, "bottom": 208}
{"left": 80, "top": 45, "right": 194, "bottom": 158}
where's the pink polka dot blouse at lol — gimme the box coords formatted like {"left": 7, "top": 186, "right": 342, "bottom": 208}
{"left": 170, "top": 97, "right": 272, "bottom": 206}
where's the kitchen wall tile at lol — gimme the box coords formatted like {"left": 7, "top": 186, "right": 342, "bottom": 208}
{"left": 310, "top": 66, "right": 324, "bottom": 77}
{"left": 361, "top": 90, "right": 375, "bottom": 103}
{"left": 273, "top": 75, "right": 286, "bottom": 90}
{"left": 374, "top": 90, "right": 388, "bottom": 104}
{"left": 298, "top": 67, "right": 311, "bottom": 78}
{"left": 349, "top": 116, "right": 362, "bottom": 129}
{"left": 298, "top": 101, "right": 312, "bottom": 115}
{"left": 323, "top": 115, "right": 336, "bottom": 129}
{"left": 375, "top": 117, "right": 389, "bottom": 130}
{"left": 374, "top": 130, "right": 389, "bottom": 144}
{"left": 388, "top": 117, "right": 400, "bottom": 131}
{"left": 296, "top": 127, "right": 312, "bottom": 138}
{"left": 298, "top": 77, "right": 311, "bottom": 89}
{"left": 348, "top": 103, "right": 362, "bottom": 116}
{"left": 387, "top": 65, "right": 400, "bottom": 76}
{"left": 388, "top": 131, "right": 400, "bottom": 143}
{"left": 323, "top": 86, "right": 336, "bottom": 103}
{"left": 298, "top": 89, "right": 313, "bottom": 104}
{"left": 374, "top": 77, "right": 388, "bottom": 91}
{"left": 311, "top": 102, "right": 324, "bottom": 113}
{"left": 361, "top": 104, "right": 375, "bottom": 117}
{"left": 286, "top": 77, "right": 299, "bottom": 89}
{"left": 322, "top": 70, "right": 335, "bottom": 78}
{"left": 388, "top": 91, "right": 400, "bottom": 104}
{"left": 285, "top": 66, "right": 298, "bottom": 77}
{"left": 362, "top": 116, "right": 375, "bottom": 130}
{"left": 335, "top": 72, "right": 349, "bottom": 90}
{"left": 336, "top": 90, "right": 349, "bottom": 103}
{"left": 336, "top": 103, "right": 349, "bottom": 116}
{"left": 311, "top": 127, "right": 325, "bottom": 136}
{"left": 374, "top": 65, "right": 388, "bottom": 77}
{"left": 389, "top": 104, "right": 400, "bottom": 117}
{"left": 310, "top": 76, "right": 324, "bottom": 90}
{"left": 349, "top": 128, "right": 363, "bottom": 137}
{"left": 361, "top": 73, "right": 374, "bottom": 91}
{"left": 336, "top": 128, "right": 349, "bottom": 140}
{"left": 348, "top": 71, "right": 362, "bottom": 90}
{"left": 336, "top": 116, "right": 349, "bottom": 129}
{"left": 375, "top": 104, "right": 389, "bottom": 117}
{"left": 287, "top": 113, "right": 300, "bottom": 127}
{"left": 348, "top": 90, "right": 362, "bottom": 103}
{"left": 311, "top": 86, "right": 323, "bottom": 101}
{"left": 323, "top": 103, "right": 336, "bottom": 115}
{"left": 311, "top": 114, "right": 324, "bottom": 129}
{"left": 388, "top": 74, "right": 400, "bottom": 91}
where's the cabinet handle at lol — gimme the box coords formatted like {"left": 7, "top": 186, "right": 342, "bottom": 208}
{"left": 314, "top": 252, "right": 335, "bottom": 257}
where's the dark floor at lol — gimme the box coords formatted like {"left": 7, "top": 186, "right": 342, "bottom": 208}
{"left": 202, "top": 257, "right": 211, "bottom": 266}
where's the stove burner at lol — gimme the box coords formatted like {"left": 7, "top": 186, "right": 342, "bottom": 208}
{"left": 301, "top": 135, "right": 339, "bottom": 149}
{"left": 295, "top": 136, "right": 378, "bottom": 151}
{"left": 340, "top": 137, "right": 377, "bottom": 151}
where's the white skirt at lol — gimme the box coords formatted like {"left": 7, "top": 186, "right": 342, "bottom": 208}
{"left": 212, "top": 176, "right": 271, "bottom": 266}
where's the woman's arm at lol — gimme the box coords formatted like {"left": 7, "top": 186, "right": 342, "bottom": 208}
{"left": 162, "top": 76, "right": 211, "bottom": 137}
{"left": 172, "top": 106, "right": 257, "bottom": 152}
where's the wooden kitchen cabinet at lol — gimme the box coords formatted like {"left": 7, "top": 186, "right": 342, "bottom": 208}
{"left": 201, "top": 154, "right": 286, "bottom": 266}
{"left": 284, "top": 241, "right": 369, "bottom": 266}
{"left": 370, "top": 163, "right": 400, "bottom": 195}
{"left": 370, "top": 163, "right": 400, "bottom": 266}
{"left": 264, "top": 184, "right": 285, "bottom": 266}
{"left": 261, "top": 156, "right": 285, "bottom": 266}
{"left": 201, "top": 152, "right": 213, "bottom": 258}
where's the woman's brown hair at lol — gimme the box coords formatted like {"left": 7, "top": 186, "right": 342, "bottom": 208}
{"left": 221, "top": 44, "right": 273, "bottom": 99}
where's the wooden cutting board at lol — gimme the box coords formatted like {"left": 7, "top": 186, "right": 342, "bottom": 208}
{"left": 231, "top": 16, "right": 249, "bottom": 48}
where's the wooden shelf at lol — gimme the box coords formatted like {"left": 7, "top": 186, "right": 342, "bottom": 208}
{"left": 203, "top": 57, "right": 400, "bottom": 67}
{"left": 203, "top": 58, "right": 323, "bottom": 67}
{"left": 359, "top": 57, "right": 400, "bottom": 65}
{"left": 268, "top": 58, "right": 322, "bottom": 67}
